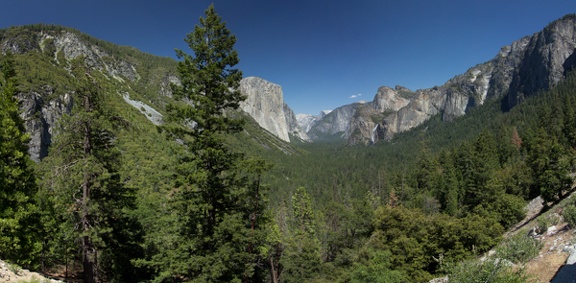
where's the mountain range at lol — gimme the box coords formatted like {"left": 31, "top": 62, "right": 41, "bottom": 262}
{"left": 296, "top": 14, "right": 576, "bottom": 145}
{"left": 2, "top": 14, "right": 576, "bottom": 161}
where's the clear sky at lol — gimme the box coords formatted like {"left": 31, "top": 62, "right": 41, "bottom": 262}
{"left": 1, "top": 1, "right": 575, "bottom": 115}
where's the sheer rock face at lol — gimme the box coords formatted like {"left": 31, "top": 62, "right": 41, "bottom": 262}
{"left": 373, "top": 86, "right": 411, "bottom": 112}
{"left": 506, "top": 16, "right": 576, "bottom": 109}
{"left": 239, "top": 76, "right": 309, "bottom": 142}
{"left": 17, "top": 89, "right": 72, "bottom": 162}
{"left": 296, "top": 113, "right": 319, "bottom": 133}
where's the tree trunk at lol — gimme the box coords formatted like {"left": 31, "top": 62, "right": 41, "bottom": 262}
{"left": 270, "top": 256, "right": 279, "bottom": 283}
{"left": 81, "top": 89, "right": 97, "bottom": 283}
{"left": 82, "top": 236, "right": 97, "bottom": 283}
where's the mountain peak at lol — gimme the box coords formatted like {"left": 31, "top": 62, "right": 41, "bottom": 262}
{"left": 239, "top": 76, "right": 309, "bottom": 142}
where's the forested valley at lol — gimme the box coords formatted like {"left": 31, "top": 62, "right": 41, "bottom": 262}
{"left": 2, "top": 6, "right": 576, "bottom": 283}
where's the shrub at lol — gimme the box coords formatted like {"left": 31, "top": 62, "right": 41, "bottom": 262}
{"left": 447, "top": 259, "right": 534, "bottom": 283}
{"left": 536, "top": 216, "right": 551, "bottom": 234}
{"left": 7, "top": 263, "right": 22, "bottom": 275}
{"left": 496, "top": 234, "right": 542, "bottom": 264}
{"left": 563, "top": 205, "right": 576, "bottom": 228}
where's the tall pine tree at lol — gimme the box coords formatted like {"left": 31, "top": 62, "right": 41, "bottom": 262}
{"left": 0, "top": 52, "right": 41, "bottom": 267}
{"left": 150, "top": 4, "right": 269, "bottom": 282}
{"left": 39, "top": 60, "right": 142, "bottom": 282}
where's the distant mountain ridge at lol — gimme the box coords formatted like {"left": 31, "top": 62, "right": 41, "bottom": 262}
{"left": 298, "top": 14, "right": 576, "bottom": 145}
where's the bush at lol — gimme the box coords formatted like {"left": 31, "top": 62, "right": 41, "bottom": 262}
{"left": 7, "top": 262, "right": 22, "bottom": 275}
{"left": 447, "top": 259, "right": 534, "bottom": 283}
{"left": 563, "top": 205, "right": 576, "bottom": 228}
{"left": 496, "top": 233, "right": 542, "bottom": 264}
{"left": 536, "top": 215, "right": 555, "bottom": 234}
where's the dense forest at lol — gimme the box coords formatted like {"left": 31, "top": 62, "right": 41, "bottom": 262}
{"left": 2, "top": 6, "right": 576, "bottom": 283}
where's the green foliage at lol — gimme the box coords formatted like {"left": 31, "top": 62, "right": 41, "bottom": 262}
{"left": 143, "top": 5, "right": 270, "bottom": 282}
{"left": 281, "top": 232, "right": 323, "bottom": 283}
{"left": 0, "top": 53, "right": 41, "bottom": 268}
{"left": 524, "top": 128, "right": 573, "bottom": 203}
{"left": 496, "top": 234, "right": 542, "bottom": 264}
{"left": 368, "top": 205, "right": 503, "bottom": 281}
{"left": 5, "top": 17, "right": 576, "bottom": 283}
{"left": 563, "top": 205, "right": 576, "bottom": 228}
{"left": 280, "top": 187, "right": 323, "bottom": 283}
{"left": 291, "top": 187, "right": 317, "bottom": 235}
{"left": 447, "top": 259, "right": 534, "bottom": 283}
{"left": 38, "top": 61, "right": 143, "bottom": 282}
{"left": 348, "top": 249, "right": 407, "bottom": 283}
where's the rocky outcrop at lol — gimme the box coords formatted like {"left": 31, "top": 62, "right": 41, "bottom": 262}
{"left": 376, "top": 63, "right": 493, "bottom": 141}
{"left": 296, "top": 110, "right": 330, "bottom": 134}
{"left": 239, "top": 76, "right": 309, "bottom": 142}
{"left": 0, "top": 258, "right": 63, "bottom": 282}
{"left": 122, "top": 93, "right": 163, "bottom": 126}
{"left": 347, "top": 86, "right": 412, "bottom": 144}
{"left": 17, "top": 88, "right": 72, "bottom": 162}
{"left": 296, "top": 113, "right": 318, "bottom": 133}
{"left": 506, "top": 15, "right": 576, "bottom": 109}
{"left": 372, "top": 86, "right": 411, "bottom": 112}
{"left": 160, "top": 74, "right": 180, "bottom": 98}
{"left": 345, "top": 105, "right": 382, "bottom": 145}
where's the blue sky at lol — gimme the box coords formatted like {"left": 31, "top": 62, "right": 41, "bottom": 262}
{"left": 1, "top": 1, "right": 575, "bottom": 115}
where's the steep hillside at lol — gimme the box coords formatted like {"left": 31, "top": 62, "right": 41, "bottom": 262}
{"left": 0, "top": 25, "right": 298, "bottom": 161}
{"left": 0, "top": 25, "right": 179, "bottom": 161}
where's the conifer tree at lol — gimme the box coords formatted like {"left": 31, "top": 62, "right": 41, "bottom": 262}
{"left": 39, "top": 60, "right": 141, "bottom": 282}
{"left": 525, "top": 128, "right": 572, "bottom": 203}
{"left": 0, "top": 53, "right": 41, "bottom": 267}
{"left": 152, "top": 4, "right": 269, "bottom": 282}
{"left": 280, "top": 187, "right": 322, "bottom": 283}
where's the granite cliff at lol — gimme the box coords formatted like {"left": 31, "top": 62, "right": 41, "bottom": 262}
{"left": 239, "top": 76, "right": 309, "bottom": 142}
